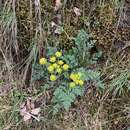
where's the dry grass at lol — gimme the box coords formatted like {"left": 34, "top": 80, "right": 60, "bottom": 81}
{"left": 0, "top": 0, "right": 130, "bottom": 130}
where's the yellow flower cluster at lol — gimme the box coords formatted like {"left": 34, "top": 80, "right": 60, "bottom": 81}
{"left": 50, "top": 56, "right": 56, "bottom": 62}
{"left": 69, "top": 72, "right": 84, "bottom": 88}
{"left": 50, "top": 74, "right": 57, "bottom": 81}
{"left": 55, "top": 51, "right": 62, "bottom": 57}
{"left": 39, "top": 51, "right": 70, "bottom": 81}
{"left": 39, "top": 58, "right": 47, "bottom": 65}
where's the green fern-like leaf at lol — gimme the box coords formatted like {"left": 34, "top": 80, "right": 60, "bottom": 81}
{"left": 31, "top": 63, "right": 47, "bottom": 81}
{"left": 108, "top": 70, "right": 130, "bottom": 94}
{"left": 52, "top": 85, "right": 84, "bottom": 113}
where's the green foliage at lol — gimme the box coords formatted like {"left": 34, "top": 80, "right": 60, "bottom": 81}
{"left": 32, "top": 29, "right": 103, "bottom": 114}
{"left": 47, "top": 47, "right": 57, "bottom": 57}
{"left": 127, "top": 127, "right": 130, "bottom": 130}
{"left": 32, "top": 63, "right": 48, "bottom": 81}
{"left": 63, "top": 29, "right": 102, "bottom": 67}
{"left": 0, "top": 10, "right": 14, "bottom": 27}
{"left": 112, "top": 0, "right": 122, "bottom": 8}
{"left": 85, "top": 69, "right": 104, "bottom": 89}
{"left": 108, "top": 70, "right": 130, "bottom": 95}
{"left": 0, "top": 89, "right": 25, "bottom": 129}
{"left": 52, "top": 85, "right": 84, "bottom": 114}
{"left": 10, "top": 90, "right": 26, "bottom": 119}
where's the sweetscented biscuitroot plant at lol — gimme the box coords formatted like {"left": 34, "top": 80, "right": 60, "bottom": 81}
{"left": 32, "top": 30, "right": 104, "bottom": 114}
{"left": 39, "top": 51, "right": 70, "bottom": 82}
{"left": 39, "top": 51, "right": 86, "bottom": 114}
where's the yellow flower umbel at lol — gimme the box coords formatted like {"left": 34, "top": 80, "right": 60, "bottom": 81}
{"left": 69, "top": 82, "right": 76, "bottom": 88}
{"left": 52, "top": 63, "right": 58, "bottom": 68}
{"left": 63, "top": 64, "right": 69, "bottom": 71}
{"left": 50, "top": 75, "right": 57, "bottom": 81}
{"left": 55, "top": 51, "right": 62, "bottom": 57}
{"left": 70, "top": 73, "right": 75, "bottom": 80}
{"left": 70, "top": 73, "right": 79, "bottom": 82}
{"left": 56, "top": 68, "right": 62, "bottom": 74}
{"left": 47, "top": 65, "right": 54, "bottom": 73}
{"left": 70, "top": 72, "right": 84, "bottom": 86}
{"left": 50, "top": 56, "right": 56, "bottom": 63}
{"left": 57, "top": 60, "right": 64, "bottom": 65}
{"left": 75, "top": 79, "right": 79, "bottom": 85}
{"left": 78, "top": 80, "right": 84, "bottom": 86}
{"left": 39, "top": 58, "right": 47, "bottom": 65}
{"left": 56, "top": 65, "right": 60, "bottom": 69}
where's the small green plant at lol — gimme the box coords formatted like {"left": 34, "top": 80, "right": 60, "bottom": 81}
{"left": 32, "top": 29, "right": 104, "bottom": 114}
{"left": 0, "top": 10, "right": 14, "bottom": 27}
{"left": 0, "top": 89, "right": 25, "bottom": 129}
{"left": 63, "top": 29, "right": 102, "bottom": 67}
{"left": 108, "top": 69, "right": 130, "bottom": 95}
{"left": 36, "top": 51, "right": 87, "bottom": 114}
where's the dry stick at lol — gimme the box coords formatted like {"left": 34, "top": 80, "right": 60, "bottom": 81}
{"left": 34, "top": 0, "right": 42, "bottom": 51}
{"left": 29, "top": 0, "right": 44, "bottom": 112}
{"left": 24, "top": 111, "right": 40, "bottom": 122}
{"left": 0, "top": 48, "right": 13, "bottom": 82}
{"left": 29, "top": 0, "right": 44, "bottom": 84}
{"left": 12, "top": 0, "right": 19, "bottom": 54}
{"left": 34, "top": 0, "right": 48, "bottom": 111}
{"left": 0, "top": 0, "right": 2, "bottom": 10}
{"left": 1, "top": 0, "right": 19, "bottom": 81}
{"left": 106, "top": 1, "right": 125, "bottom": 67}
{"left": 29, "top": 0, "right": 33, "bottom": 39}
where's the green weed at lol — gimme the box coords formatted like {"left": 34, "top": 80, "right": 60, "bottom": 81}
{"left": 32, "top": 29, "right": 104, "bottom": 114}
